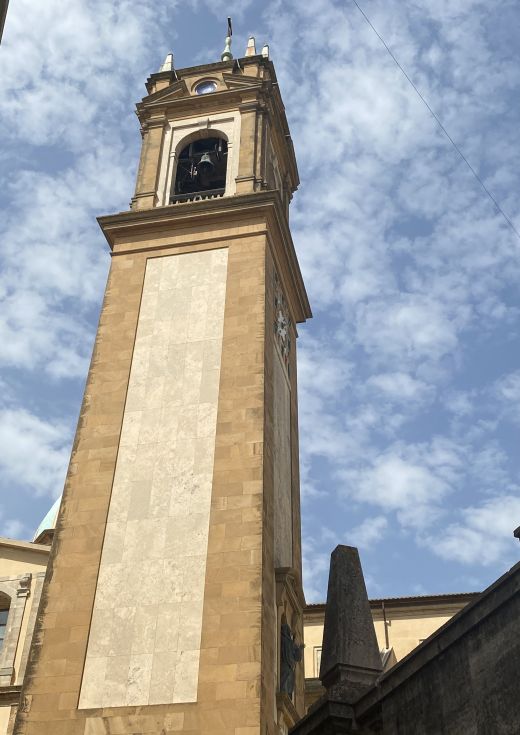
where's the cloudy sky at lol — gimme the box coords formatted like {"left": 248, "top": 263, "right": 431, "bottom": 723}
{"left": 1, "top": 0, "right": 519, "bottom": 602}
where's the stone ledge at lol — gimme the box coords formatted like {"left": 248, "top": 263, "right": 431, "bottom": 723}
{"left": 0, "top": 684, "right": 21, "bottom": 706}
{"left": 355, "top": 559, "right": 520, "bottom": 720}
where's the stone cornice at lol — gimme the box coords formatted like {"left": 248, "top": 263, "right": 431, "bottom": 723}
{"left": 97, "top": 191, "right": 311, "bottom": 323}
{"left": 304, "top": 591, "right": 481, "bottom": 617}
{"left": 0, "top": 537, "right": 49, "bottom": 555}
{"left": 0, "top": 684, "right": 21, "bottom": 705}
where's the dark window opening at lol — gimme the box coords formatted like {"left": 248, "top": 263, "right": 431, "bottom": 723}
{"left": 171, "top": 137, "right": 228, "bottom": 202}
{"left": 0, "top": 607, "right": 9, "bottom": 653}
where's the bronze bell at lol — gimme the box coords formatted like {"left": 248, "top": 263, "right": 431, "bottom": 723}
{"left": 198, "top": 152, "right": 214, "bottom": 172}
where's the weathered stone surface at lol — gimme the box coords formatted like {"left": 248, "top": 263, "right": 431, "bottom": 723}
{"left": 355, "top": 560, "right": 520, "bottom": 735}
{"left": 319, "top": 545, "right": 382, "bottom": 698}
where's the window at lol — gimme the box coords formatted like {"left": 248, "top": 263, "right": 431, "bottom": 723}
{"left": 0, "top": 608, "right": 8, "bottom": 653}
{"left": 171, "top": 136, "right": 228, "bottom": 203}
{"left": 314, "top": 646, "right": 322, "bottom": 677}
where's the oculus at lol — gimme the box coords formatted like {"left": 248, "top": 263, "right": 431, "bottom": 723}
{"left": 195, "top": 80, "right": 217, "bottom": 95}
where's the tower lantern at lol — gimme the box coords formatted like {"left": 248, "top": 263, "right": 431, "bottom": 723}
{"left": 15, "top": 32, "right": 311, "bottom": 735}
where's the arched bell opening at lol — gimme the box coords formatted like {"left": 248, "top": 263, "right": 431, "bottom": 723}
{"left": 171, "top": 136, "right": 228, "bottom": 203}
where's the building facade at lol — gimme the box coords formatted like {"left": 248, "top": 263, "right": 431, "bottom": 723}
{"left": 2, "top": 38, "right": 492, "bottom": 735}
{"left": 0, "top": 514, "right": 476, "bottom": 734}
{"left": 303, "top": 593, "right": 479, "bottom": 710}
{"left": 0, "top": 537, "right": 49, "bottom": 735}
{"left": 13, "top": 46, "right": 312, "bottom": 735}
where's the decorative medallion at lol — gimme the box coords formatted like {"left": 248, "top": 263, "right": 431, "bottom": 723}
{"left": 274, "top": 271, "right": 292, "bottom": 374}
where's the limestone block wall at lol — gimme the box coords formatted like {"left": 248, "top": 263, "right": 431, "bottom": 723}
{"left": 273, "top": 350, "right": 292, "bottom": 570}
{"left": 79, "top": 248, "right": 228, "bottom": 709}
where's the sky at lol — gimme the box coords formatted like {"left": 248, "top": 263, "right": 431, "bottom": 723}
{"left": 1, "top": 0, "right": 519, "bottom": 603}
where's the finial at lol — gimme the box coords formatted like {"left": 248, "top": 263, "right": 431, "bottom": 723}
{"left": 221, "top": 17, "right": 233, "bottom": 62}
{"left": 158, "top": 53, "right": 174, "bottom": 72}
{"left": 261, "top": 43, "right": 269, "bottom": 59}
{"left": 245, "top": 36, "right": 256, "bottom": 57}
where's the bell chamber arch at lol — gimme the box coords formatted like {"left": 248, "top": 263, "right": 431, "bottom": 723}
{"left": 170, "top": 135, "right": 228, "bottom": 203}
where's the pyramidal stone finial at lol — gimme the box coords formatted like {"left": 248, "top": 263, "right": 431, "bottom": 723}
{"left": 159, "top": 53, "right": 174, "bottom": 73}
{"left": 221, "top": 17, "right": 233, "bottom": 62}
{"left": 319, "top": 546, "right": 382, "bottom": 702}
{"left": 245, "top": 36, "right": 256, "bottom": 57}
{"left": 261, "top": 43, "right": 269, "bottom": 59}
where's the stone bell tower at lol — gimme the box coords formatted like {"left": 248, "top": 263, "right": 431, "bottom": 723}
{"left": 15, "top": 32, "right": 311, "bottom": 735}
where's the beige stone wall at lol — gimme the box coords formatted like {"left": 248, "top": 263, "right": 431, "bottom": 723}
{"left": 261, "top": 252, "right": 306, "bottom": 732}
{"left": 79, "top": 249, "right": 228, "bottom": 709}
{"left": 0, "top": 545, "right": 48, "bottom": 580}
{"left": 272, "top": 349, "right": 292, "bottom": 569}
{"left": 0, "top": 705, "right": 10, "bottom": 735}
{"left": 14, "top": 220, "right": 274, "bottom": 734}
{"left": 0, "top": 543, "right": 48, "bottom": 690}
{"left": 372, "top": 608, "right": 456, "bottom": 662}
{"left": 303, "top": 601, "right": 473, "bottom": 680}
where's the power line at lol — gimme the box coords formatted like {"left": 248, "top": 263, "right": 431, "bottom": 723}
{"left": 350, "top": 0, "right": 520, "bottom": 241}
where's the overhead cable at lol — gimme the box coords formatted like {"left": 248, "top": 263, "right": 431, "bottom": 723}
{"left": 350, "top": 0, "right": 520, "bottom": 241}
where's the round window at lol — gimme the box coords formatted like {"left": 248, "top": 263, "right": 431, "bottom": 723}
{"left": 195, "top": 80, "right": 217, "bottom": 95}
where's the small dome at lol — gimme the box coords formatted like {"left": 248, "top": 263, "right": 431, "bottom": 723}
{"left": 33, "top": 496, "right": 61, "bottom": 545}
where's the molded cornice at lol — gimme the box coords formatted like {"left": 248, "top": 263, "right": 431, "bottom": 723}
{"left": 97, "top": 191, "right": 311, "bottom": 323}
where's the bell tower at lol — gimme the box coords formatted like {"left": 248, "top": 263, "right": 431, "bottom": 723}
{"left": 15, "top": 33, "right": 311, "bottom": 735}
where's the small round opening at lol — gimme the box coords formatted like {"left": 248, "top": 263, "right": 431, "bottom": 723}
{"left": 195, "top": 80, "right": 217, "bottom": 95}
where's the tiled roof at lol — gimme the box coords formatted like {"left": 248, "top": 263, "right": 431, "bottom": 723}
{"left": 306, "top": 591, "right": 480, "bottom": 610}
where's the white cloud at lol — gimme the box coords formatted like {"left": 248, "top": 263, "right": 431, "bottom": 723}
{"left": 341, "top": 438, "right": 465, "bottom": 530}
{"left": 356, "top": 295, "right": 460, "bottom": 365}
{"left": 0, "top": 518, "right": 27, "bottom": 540}
{"left": 494, "top": 370, "right": 520, "bottom": 423}
{"left": 0, "top": 408, "right": 70, "bottom": 497}
{"left": 367, "top": 371, "right": 434, "bottom": 403}
{"left": 425, "top": 495, "right": 520, "bottom": 566}
{"left": 0, "top": 0, "right": 171, "bottom": 149}
{"left": 348, "top": 515, "right": 388, "bottom": 550}
{"left": 302, "top": 534, "right": 331, "bottom": 603}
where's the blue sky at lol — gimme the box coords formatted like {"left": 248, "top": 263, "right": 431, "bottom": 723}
{"left": 1, "top": 0, "right": 519, "bottom": 602}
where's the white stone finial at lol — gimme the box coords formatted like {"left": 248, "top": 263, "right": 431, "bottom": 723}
{"left": 261, "top": 43, "right": 269, "bottom": 59}
{"left": 159, "top": 53, "right": 174, "bottom": 72}
{"left": 221, "top": 17, "right": 233, "bottom": 61}
{"left": 245, "top": 36, "right": 256, "bottom": 57}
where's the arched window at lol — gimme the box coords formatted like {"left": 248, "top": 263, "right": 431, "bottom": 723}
{"left": 171, "top": 136, "right": 228, "bottom": 203}
{"left": 0, "top": 594, "right": 10, "bottom": 653}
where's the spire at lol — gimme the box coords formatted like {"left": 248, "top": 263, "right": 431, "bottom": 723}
{"left": 245, "top": 36, "right": 256, "bottom": 57}
{"left": 261, "top": 43, "right": 269, "bottom": 59}
{"left": 221, "top": 16, "right": 233, "bottom": 61}
{"left": 158, "top": 53, "right": 174, "bottom": 72}
{"left": 319, "top": 545, "right": 382, "bottom": 701}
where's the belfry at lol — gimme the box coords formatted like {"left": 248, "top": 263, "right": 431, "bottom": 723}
{"left": 14, "top": 28, "right": 311, "bottom": 735}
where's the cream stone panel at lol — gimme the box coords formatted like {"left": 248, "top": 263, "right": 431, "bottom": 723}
{"left": 156, "top": 112, "right": 242, "bottom": 205}
{"left": 273, "top": 348, "right": 292, "bottom": 568}
{"left": 303, "top": 622, "right": 324, "bottom": 678}
{"left": 0, "top": 706, "right": 10, "bottom": 735}
{"left": 79, "top": 248, "right": 228, "bottom": 709}
{"left": 376, "top": 610, "right": 455, "bottom": 661}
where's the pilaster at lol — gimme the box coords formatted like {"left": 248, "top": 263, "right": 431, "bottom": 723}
{"left": 132, "top": 120, "right": 165, "bottom": 210}
{"left": 0, "top": 576, "right": 31, "bottom": 688}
